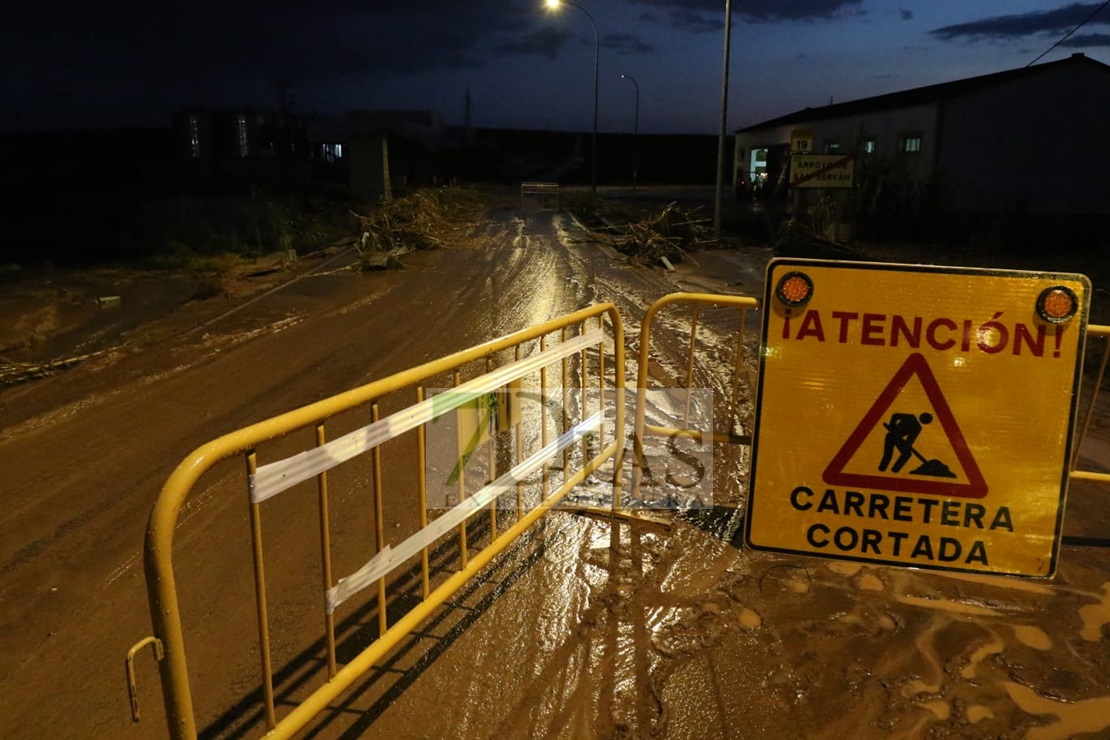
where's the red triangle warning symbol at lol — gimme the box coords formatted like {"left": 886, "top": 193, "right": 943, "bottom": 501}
{"left": 822, "top": 353, "right": 988, "bottom": 499}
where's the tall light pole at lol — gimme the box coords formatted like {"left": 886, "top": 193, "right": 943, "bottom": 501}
{"left": 546, "top": 0, "right": 599, "bottom": 194}
{"left": 713, "top": 0, "right": 733, "bottom": 241}
{"left": 621, "top": 74, "right": 639, "bottom": 191}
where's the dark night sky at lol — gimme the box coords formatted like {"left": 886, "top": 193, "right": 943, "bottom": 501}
{"left": 3, "top": 1, "right": 1108, "bottom": 134}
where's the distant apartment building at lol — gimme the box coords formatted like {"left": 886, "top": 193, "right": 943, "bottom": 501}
{"left": 174, "top": 109, "right": 309, "bottom": 161}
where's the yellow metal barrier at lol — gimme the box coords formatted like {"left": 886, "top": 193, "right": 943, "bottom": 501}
{"left": 128, "top": 303, "right": 624, "bottom": 739}
{"left": 1070, "top": 324, "right": 1110, "bottom": 489}
{"left": 629, "top": 292, "right": 760, "bottom": 503}
{"left": 520, "top": 181, "right": 559, "bottom": 210}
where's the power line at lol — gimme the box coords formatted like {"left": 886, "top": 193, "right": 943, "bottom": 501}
{"left": 1026, "top": 0, "right": 1110, "bottom": 66}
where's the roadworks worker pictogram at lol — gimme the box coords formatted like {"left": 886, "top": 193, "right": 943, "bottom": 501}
{"left": 881, "top": 411, "right": 948, "bottom": 476}
{"left": 824, "top": 353, "right": 987, "bottom": 498}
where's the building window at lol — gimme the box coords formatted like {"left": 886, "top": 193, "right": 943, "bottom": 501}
{"left": 237, "top": 115, "right": 249, "bottom": 158}
{"left": 899, "top": 133, "right": 923, "bottom": 154}
{"left": 188, "top": 116, "right": 201, "bottom": 159}
{"left": 862, "top": 137, "right": 876, "bottom": 154}
{"left": 754, "top": 149, "right": 767, "bottom": 163}
{"left": 334, "top": 143, "right": 343, "bottom": 158}
{"left": 824, "top": 139, "right": 841, "bottom": 153}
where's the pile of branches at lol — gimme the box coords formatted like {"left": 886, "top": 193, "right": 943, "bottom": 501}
{"left": 349, "top": 188, "right": 486, "bottom": 269}
{"left": 613, "top": 202, "right": 713, "bottom": 265}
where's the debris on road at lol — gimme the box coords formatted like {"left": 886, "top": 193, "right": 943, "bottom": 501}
{"left": 561, "top": 194, "right": 714, "bottom": 265}
{"left": 617, "top": 201, "right": 713, "bottom": 264}
{"left": 350, "top": 188, "right": 486, "bottom": 270}
{"left": 0, "top": 352, "right": 99, "bottom": 387}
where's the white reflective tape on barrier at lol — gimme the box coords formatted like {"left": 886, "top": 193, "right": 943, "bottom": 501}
{"left": 249, "top": 327, "right": 603, "bottom": 503}
{"left": 325, "top": 411, "right": 602, "bottom": 614}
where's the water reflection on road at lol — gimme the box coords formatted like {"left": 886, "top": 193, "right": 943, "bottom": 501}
{"left": 358, "top": 206, "right": 1110, "bottom": 739}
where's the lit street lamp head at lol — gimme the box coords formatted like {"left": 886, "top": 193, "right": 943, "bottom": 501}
{"left": 545, "top": 0, "right": 560, "bottom": 8}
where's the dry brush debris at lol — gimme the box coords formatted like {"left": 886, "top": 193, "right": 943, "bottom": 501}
{"left": 0, "top": 353, "right": 99, "bottom": 387}
{"left": 562, "top": 194, "right": 714, "bottom": 265}
{"left": 616, "top": 202, "right": 713, "bottom": 264}
{"left": 349, "top": 188, "right": 487, "bottom": 269}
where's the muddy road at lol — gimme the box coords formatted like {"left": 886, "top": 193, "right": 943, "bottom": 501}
{"left": 1, "top": 198, "right": 1109, "bottom": 739}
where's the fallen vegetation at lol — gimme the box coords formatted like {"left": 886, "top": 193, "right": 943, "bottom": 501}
{"left": 560, "top": 193, "right": 714, "bottom": 265}
{"left": 349, "top": 188, "right": 487, "bottom": 269}
{"left": 616, "top": 201, "right": 714, "bottom": 264}
{"left": 0, "top": 352, "right": 100, "bottom": 388}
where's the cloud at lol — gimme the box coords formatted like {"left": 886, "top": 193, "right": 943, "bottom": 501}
{"left": 669, "top": 9, "right": 724, "bottom": 33}
{"left": 0, "top": 0, "right": 567, "bottom": 127}
{"left": 628, "top": 0, "right": 865, "bottom": 26}
{"left": 0, "top": 1, "right": 544, "bottom": 85}
{"left": 930, "top": 2, "right": 1108, "bottom": 41}
{"left": 495, "top": 28, "right": 573, "bottom": 59}
{"left": 603, "top": 33, "right": 656, "bottom": 54}
{"left": 1061, "top": 31, "right": 1110, "bottom": 46}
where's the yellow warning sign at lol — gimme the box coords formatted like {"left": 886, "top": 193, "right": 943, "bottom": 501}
{"left": 745, "top": 259, "right": 1091, "bottom": 577}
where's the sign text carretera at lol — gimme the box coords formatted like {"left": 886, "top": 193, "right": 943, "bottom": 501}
{"left": 745, "top": 259, "right": 1090, "bottom": 577}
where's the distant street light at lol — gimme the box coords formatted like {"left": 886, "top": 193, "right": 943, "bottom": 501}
{"left": 621, "top": 74, "right": 639, "bottom": 191}
{"left": 545, "top": 0, "right": 599, "bottom": 194}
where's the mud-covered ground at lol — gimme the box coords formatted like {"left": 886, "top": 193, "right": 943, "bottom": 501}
{"left": 0, "top": 188, "right": 1108, "bottom": 739}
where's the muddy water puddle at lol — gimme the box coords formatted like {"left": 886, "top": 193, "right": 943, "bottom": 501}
{"left": 311, "top": 489, "right": 1107, "bottom": 739}
{"left": 633, "top": 527, "right": 1109, "bottom": 738}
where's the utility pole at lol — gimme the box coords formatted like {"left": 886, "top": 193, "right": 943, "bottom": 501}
{"left": 713, "top": 0, "right": 733, "bottom": 242}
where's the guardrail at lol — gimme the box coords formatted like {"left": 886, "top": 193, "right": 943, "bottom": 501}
{"left": 127, "top": 303, "right": 624, "bottom": 739}
{"left": 520, "top": 181, "right": 560, "bottom": 210}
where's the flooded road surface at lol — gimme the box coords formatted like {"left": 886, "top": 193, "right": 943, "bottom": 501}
{"left": 1, "top": 198, "right": 1108, "bottom": 739}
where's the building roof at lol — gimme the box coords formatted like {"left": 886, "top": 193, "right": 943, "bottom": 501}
{"left": 737, "top": 53, "right": 1110, "bottom": 133}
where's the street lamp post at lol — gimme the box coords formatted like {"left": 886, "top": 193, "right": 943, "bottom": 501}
{"left": 621, "top": 74, "right": 639, "bottom": 191}
{"left": 546, "top": 0, "right": 599, "bottom": 194}
{"left": 713, "top": 0, "right": 733, "bottom": 241}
